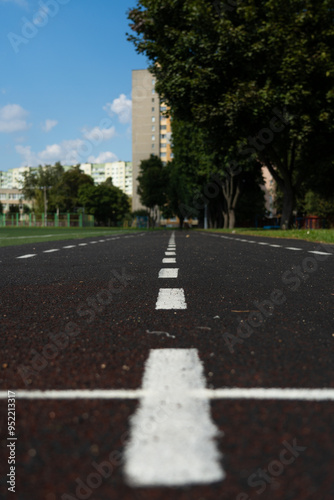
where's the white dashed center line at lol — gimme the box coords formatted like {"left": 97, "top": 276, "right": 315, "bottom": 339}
{"left": 165, "top": 251, "right": 176, "bottom": 256}
{"left": 16, "top": 254, "right": 37, "bottom": 259}
{"left": 62, "top": 245, "right": 76, "bottom": 249}
{"left": 163, "top": 257, "right": 176, "bottom": 264}
{"left": 286, "top": 247, "right": 303, "bottom": 251}
{"left": 159, "top": 268, "right": 179, "bottom": 278}
{"left": 156, "top": 288, "right": 187, "bottom": 309}
{"left": 124, "top": 348, "right": 224, "bottom": 487}
{"left": 308, "top": 250, "right": 332, "bottom": 256}
{"left": 43, "top": 249, "right": 59, "bottom": 253}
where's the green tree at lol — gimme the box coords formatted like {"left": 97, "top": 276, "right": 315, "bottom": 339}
{"left": 21, "top": 163, "right": 65, "bottom": 214}
{"left": 55, "top": 165, "right": 94, "bottom": 212}
{"left": 128, "top": 0, "right": 334, "bottom": 228}
{"left": 78, "top": 182, "right": 130, "bottom": 226}
{"left": 137, "top": 155, "right": 169, "bottom": 226}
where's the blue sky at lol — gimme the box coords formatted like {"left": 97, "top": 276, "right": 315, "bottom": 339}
{"left": 0, "top": 0, "right": 148, "bottom": 171}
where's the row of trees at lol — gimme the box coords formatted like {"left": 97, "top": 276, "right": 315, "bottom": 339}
{"left": 21, "top": 164, "right": 130, "bottom": 226}
{"left": 128, "top": 0, "right": 334, "bottom": 228}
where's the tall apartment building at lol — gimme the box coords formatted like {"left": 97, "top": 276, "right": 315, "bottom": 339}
{"left": 132, "top": 69, "right": 172, "bottom": 211}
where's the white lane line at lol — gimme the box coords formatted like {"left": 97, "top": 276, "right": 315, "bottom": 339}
{"left": 0, "top": 390, "right": 143, "bottom": 400}
{"left": 270, "top": 244, "right": 282, "bottom": 248}
{"left": 99, "top": 240, "right": 105, "bottom": 243}
{"left": 159, "top": 268, "right": 179, "bottom": 278}
{"left": 201, "top": 387, "right": 334, "bottom": 401}
{"left": 62, "top": 245, "right": 76, "bottom": 249}
{"left": 78, "top": 243, "right": 88, "bottom": 246}
{"left": 2, "top": 387, "right": 334, "bottom": 401}
{"left": 165, "top": 251, "right": 176, "bottom": 256}
{"left": 308, "top": 250, "right": 333, "bottom": 256}
{"left": 156, "top": 288, "right": 187, "bottom": 309}
{"left": 43, "top": 249, "right": 59, "bottom": 253}
{"left": 16, "top": 254, "right": 37, "bottom": 259}
{"left": 285, "top": 247, "right": 303, "bottom": 251}
{"left": 258, "top": 242, "right": 269, "bottom": 245}
{"left": 162, "top": 258, "right": 176, "bottom": 264}
{"left": 124, "top": 349, "right": 224, "bottom": 487}
{"left": 90, "top": 241, "right": 98, "bottom": 244}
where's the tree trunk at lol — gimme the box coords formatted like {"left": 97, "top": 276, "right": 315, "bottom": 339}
{"left": 281, "top": 185, "right": 295, "bottom": 229}
{"left": 223, "top": 211, "right": 229, "bottom": 228}
{"left": 228, "top": 210, "right": 236, "bottom": 229}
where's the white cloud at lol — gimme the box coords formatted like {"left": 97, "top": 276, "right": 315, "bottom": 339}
{"left": 104, "top": 94, "right": 132, "bottom": 124}
{"left": 16, "top": 138, "right": 119, "bottom": 167}
{"left": 42, "top": 119, "right": 58, "bottom": 133}
{"left": 87, "top": 152, "right": 118, "bottom": 164}
{"left": 0, "top": 104, "right": 30, "bottom": 133}
{"left": 82, "top": 125, "right": 116, "bottom": 143}
{"left": 16, "top": 139, "right": 86, "bottom": 166}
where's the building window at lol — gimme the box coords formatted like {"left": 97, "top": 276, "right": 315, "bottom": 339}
{"left": 152, "top": 135, "right": 155, "bottom": 141}
{"left": 152, "top": 126, "right": 155, "bottom": 131}
{"left": 152, "top": 117, "right": 155, "bottom": 122}
{"left": 160, "top": 125, "right": 167, "bottom": 130}
{"left": 161, "top": 152, "right": 167, "bottom": 157}
{"left": 152, "top": 89, "right": 155, "bottom": 94}
{"left": 160, "top": 106, "right": 167, "bottom": 112}
{"left": 152, "top": 144, "right": 155, "bottom": 149}
{"left": 152, "top": 98, "right": 155, "bottom": 102}
{"left": 152, "top": 107, "right": 155, "bottom": 112}
{"left": 160, "top": 134, "right": 166, "bottom": 139}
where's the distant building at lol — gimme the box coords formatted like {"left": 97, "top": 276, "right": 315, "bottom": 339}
{"left": 78, "top": 161, "right": 132, "bottom": 196}
{"left": 0, "top": 188, "right": 32, "bottom": 214}
{"left": 132, "top": 69, "right": 173, "bottom": 211}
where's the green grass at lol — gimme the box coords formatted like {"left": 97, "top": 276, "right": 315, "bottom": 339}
{"left": 0, "top": 227, "right": 142, "bottom": 247}
{"left": 202, "top": 228, "right": 334, "bottom": 244}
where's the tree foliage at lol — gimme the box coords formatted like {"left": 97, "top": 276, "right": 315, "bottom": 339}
{"left": 78, "top": 181, "right": 130, "bottom": 226}
{"left": 128, "top": 0, "right": 334, "bottom": 228}
{"left": 137, "top": 155, "right": 169, "bottom": 226}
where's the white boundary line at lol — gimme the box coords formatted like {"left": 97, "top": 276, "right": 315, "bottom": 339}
{"left": 1, "top": 387, "right": 334, "bottom": 400}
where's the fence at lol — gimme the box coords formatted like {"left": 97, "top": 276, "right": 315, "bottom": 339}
{"left": 0, "top": 213, "right": 95, "bottom": 228}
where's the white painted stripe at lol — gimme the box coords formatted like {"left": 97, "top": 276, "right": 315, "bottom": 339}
{"left": 99, "top": 240, "right": 105, "bottom": 242}
{"left": 124, "top": 349, "right": 224, "bottom": 486}
{"left": 78, "top": 243, "right": 88, "bottom": 246}
{"left": 156, "top": 288, "right": 187, "bottom": 309}
{"left": 165, "top": 251, "right": 176, "bottom": 256}
{"left": 43, "top": 249, "right": 59, "bottom": 253}
{"left": 308, "top": 250, "right": 332, "bottom": 256}
{"left": 63, "top": 245, "right": 76, "bottom": 249}
{"left": 16, "top": 254, "right": 37, "bottom": 259}
{"left": 200, "top": 387, "right": 334, "bottom": 401}
{"left": 162, "top": 258, "right": 176, "bottom": 264}
{"left": 159, "top": 268, "right": 179, "bottom": 278}
{"left": 90, "top": 241, "right": 98, "bottom": 244}
{"left": 286, "top": 247, "right": 302, "bottom": 251}
{"left": 1, "top": 387, "right": 334, "bottom": 401}
{"left": 258, "top": 242, "right": 269, "bottom": 245}
{"left": 0, "top": 390, "right": 143, "bottom": 400}
{"left": 270, "top": 244, "right": 282, "bottom": 248}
